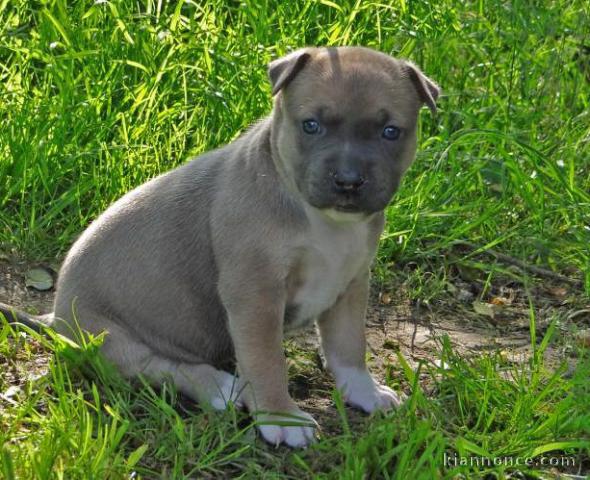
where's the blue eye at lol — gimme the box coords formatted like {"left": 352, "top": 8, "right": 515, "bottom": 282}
{"left": 382, "top": 125, "right": 401, "bottom": 141}
{"left": 302, "top": 119, "right": 320, "bottom": 135}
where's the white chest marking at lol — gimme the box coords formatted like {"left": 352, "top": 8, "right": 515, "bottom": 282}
{"left": 289, "top": 207, "right": 373, "bottom": 329}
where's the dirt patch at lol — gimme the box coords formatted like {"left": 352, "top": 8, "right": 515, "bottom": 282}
{"left": 0, "top": 259, "right": 56, "bottom": 315}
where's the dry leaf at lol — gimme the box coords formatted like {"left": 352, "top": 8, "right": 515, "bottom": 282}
{"left": 547, "top": 286, "right": 568, "bottom": 298}
{"left": 25, "top": 267, "right": 53, "bottom": 291}
{"left": 490, "top": 296, "right": 511, "bottom": 306}
{"left": 472, "top": 301, "right": 501, "bottom": 319}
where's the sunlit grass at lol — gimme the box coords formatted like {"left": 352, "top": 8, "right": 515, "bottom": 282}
{"left": 1, "top": 313, "right": 588, "bottom": 478}
{"left": 1, "top": 1, "right": 588, "bottom": 291}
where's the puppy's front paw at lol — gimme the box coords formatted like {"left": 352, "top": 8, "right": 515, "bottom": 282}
{"left": 255, "top": 409, "right": 318, "bottom": 448}
{"left": 208, "top": 371, "right": 245, "bottom": 411}
{"left": 347, "top": 383, "right": 404, "bottom": 413}
{"left": 335, "top": 366, "right": 404, "bottom": 413}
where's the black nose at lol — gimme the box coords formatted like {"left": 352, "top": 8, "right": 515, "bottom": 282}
{"left": 333, "top": 170, "right": 365, "bottom": 192}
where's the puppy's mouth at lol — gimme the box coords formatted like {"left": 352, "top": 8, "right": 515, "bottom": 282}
{"left": 334, "top": 204, "right": 361, "bottom": 213}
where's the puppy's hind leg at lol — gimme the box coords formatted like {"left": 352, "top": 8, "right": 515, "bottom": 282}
{"left": 98, "top": 321, "right": 243, "bottom": 410}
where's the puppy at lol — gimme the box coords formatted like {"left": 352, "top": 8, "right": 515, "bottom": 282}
{"left": 0, "top": 46, "right": 439, "bottom": 447}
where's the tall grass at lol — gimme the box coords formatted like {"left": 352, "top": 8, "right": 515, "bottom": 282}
{"left": 0, "top": 0, "right": 588, "bottom": 292}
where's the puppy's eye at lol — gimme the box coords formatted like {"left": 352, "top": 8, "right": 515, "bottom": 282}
{"left": 302, "top": 119, "right": 321, "bottom": 135}
{"left": 382, "top": 125, "right": 401, "bottom": 141}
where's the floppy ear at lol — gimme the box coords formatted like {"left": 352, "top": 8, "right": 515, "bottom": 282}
{"left": 404, "top": 61, "right": 440, "bottom": 115}
{"left": 268, "top": 49, "right": 312, "bottom": 96}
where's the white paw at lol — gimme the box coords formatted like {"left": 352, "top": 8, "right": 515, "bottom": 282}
{"left": 255, "top": 409, "right": 318, "bottom": 448}
{"left": 333, "top": 366, "right": 404, "bottom": 413}
{"left": 208, "top": 371, "right": 245, "bottom": 410}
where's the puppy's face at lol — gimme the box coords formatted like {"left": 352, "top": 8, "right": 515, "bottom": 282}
{"left": 270, "top": 47, "right": 439, "bottom": 218}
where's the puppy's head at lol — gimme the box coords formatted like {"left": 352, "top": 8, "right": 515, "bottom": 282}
{"left": 268, "top": 47, "right": 439, "bottom": 219}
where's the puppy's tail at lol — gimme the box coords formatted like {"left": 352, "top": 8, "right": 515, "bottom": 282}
{"left": 0, "top": 302, "right": 54, "bottom": 331}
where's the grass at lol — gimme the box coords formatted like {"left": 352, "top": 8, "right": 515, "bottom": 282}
{"left": 1, "top": 317, "right": 588, "bottom": 478}
{"left": 0, "top": 0, "right": 589, "bottom": 478}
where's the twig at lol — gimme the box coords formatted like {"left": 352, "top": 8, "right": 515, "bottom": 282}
{"left": 410, "top": 299, "right": 420, "bottom": 352}
{"left": 451, "top": 240, "right": 584, "bottom": 288}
